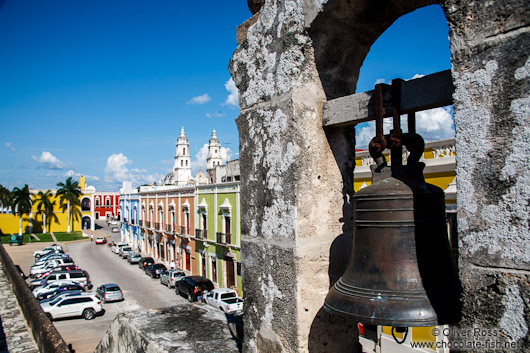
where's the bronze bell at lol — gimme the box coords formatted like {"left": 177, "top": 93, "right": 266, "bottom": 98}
{"left": 324, "top": 85, "right": 461, "bottom": 326}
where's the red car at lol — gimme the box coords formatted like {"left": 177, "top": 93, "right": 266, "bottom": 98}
{"left": 36, "top": 265, "right": 79, "bottom": 279}
{"left": 95, "top": 237, "right": 107, "bottom": 244}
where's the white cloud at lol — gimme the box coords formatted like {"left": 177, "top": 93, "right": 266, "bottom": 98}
{"left": 355, "top": 106, "right": 454, "bottom": 149}
{"left": 5, "top": 142, "right": 15, "bottom": 152}
{"left": 190, "top": 144, "right": 233, "bottom": 174}
{"left": 64, "top": 170, "right": 100, "bottom": 181}
{"left": 415, "top": 106, "right": 454, "bottom": 140}
{"left": 32, "top": 151, "right": 66, "bottom": 169}
{"left": 206, "top": 112, "right": 224, "bottom": 118}
{"left": 374, "top": 78, "right": 389, "bottom": 85}
{"left": 187, "top": 94, "right": 211, "bottom": 105}
{"left": 104, "top": 153, "right": 161, "bottom": 186}
{"left": 224, "top": 78, "right": 239, "bottom": 107}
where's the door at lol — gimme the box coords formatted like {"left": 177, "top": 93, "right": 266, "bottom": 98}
{"left": 225, "top": 216, "right": 231, "bottom": 243}
{"left": 54, "top": 298, "right": 78, "bottom": 318}
{"left": 226, "top": 257, "right": 236, "bottom": 288}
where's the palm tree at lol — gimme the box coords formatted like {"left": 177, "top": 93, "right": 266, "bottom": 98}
{"left": 34, "top": 190, "right": 58, "bottom": 233}
{"left": 56, "top": 177, "right": 82, "bottom": 233}
{"left": 11, "top": 185, "right": 33, "bottom": 236}
{"left": 0, "top": 185, "right": 12, "bottom": 213}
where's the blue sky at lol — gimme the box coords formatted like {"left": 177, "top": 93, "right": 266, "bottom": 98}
{"left": 0, "top": 2, "right": 453, "bottom": 191}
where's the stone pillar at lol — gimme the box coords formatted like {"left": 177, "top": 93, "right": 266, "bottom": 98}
{"left": 230, "top": 2, "right": 357, "bottom": 352}
{"left": 444, "top": 0, "right": 530, "bottom": 351}
{"left": 231, "top": 0, "right": 529, "bottom": 352}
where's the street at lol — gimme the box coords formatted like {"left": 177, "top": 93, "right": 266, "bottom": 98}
{"left": 8, "top": 221, "right": 190, "bottom": 353}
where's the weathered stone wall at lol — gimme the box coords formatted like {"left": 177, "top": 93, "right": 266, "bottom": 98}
{"left": 95, "top": 305, "right": 239, "bottom": 353}
{"left": 230, "top": 0, "right": 529, "bottom": 352}
{"left": 444, "top": 0, "right": 530, "bottom": 350}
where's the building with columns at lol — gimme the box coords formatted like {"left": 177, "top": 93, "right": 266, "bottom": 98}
{"left": 119, "top": 128, "right": 242, "bottom": 295}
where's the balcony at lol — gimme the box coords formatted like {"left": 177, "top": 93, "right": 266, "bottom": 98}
{"left": 155, "top": 223, "right": 162, "bottom": 231}
{"left": 195, "top": 229, "right": 207, "bottom": 240}
{"left": 130, "top": 219, "right": 135, "bottom": 225}
{"left": 139, "top": 220, "right": 143, "bottom": 227}
{"left": 179, "top": 226, "right": 190, "bottom": 235}
{"left": 123, "top": 218, "right": 128, "bottom": 224}
{"left": 145, "top": 221, "right": 151, "bottom": 228}
{"left": 216, "top": 232, "right": 232, "bottom": 245}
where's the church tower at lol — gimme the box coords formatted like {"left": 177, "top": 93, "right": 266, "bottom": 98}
{"left": 173, "top": 127, "right": 192, "bottom": 185}
{"left": 207, "top": 129, "right": 223, "bottom": 170}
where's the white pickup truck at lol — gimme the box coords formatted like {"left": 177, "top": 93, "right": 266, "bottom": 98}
{"left": 204, "top": 288, "right": 243, "bottom": 314}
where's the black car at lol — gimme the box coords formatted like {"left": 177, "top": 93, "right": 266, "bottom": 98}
{"left": 138, "top": 257, "right": 154, "bottom": 271}
{"left": 175, "top": 276, "right": 215, "bottom": 302}
{"left": 145, "top": 263, "right": 167, "bottom": 278}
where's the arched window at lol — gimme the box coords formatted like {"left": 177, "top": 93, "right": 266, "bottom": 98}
{"left": 81, "top": 197, "right": 91, "bottom": 211}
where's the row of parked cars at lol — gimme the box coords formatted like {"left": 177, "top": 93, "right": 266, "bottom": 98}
{"left": 107, "top": 242, "right": 244, "bottom": 314}
{"left": 29, "top": 243, "right": 123, "bottom": 321}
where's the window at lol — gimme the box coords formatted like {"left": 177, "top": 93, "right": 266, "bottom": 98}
{"left": 183, "top": 148, "right": 186, "bottom": 155}
{"left": 181, "top": 160, "right": 184, "bottom": 167}
{"left": 186, "top": 160, "right": 188, "bottom": 166}
{"left": 95, "top": 198, "right": 100, "bottom": 206}
{"left": 106, "top": 198, "right": 110, "bottom": 206}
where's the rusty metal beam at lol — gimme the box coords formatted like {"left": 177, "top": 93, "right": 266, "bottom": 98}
{"left": 322, "top": 70, "right": 453, "bottom": 127}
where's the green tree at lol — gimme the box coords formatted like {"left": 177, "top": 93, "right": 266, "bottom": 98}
{"left": 0, "top": 185, "right": 12, "bottom": 212}
{"left": 34, "top": 190, "right": 58, "bottom": 233}
{"left": 56, "top": 177, "right": 82, "bottom": 233}
{"left": 11, "top": 184, "right": 33, "bottom": 236}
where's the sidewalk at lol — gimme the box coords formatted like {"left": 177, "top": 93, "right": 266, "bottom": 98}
{"left": 0, "top": 265, "right": 38, "bottom": 353}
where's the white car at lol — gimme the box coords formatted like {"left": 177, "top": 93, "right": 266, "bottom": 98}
{"left": 204, "top": 288, "right": 244, "bottom": 314}
{"left": 33, "top": 245, "right": 63, "bottom": 258}
{"left": 111, "top": 243, "right": 127, "bottom": 254}
{"left": 32, "top": 280, "right": 78, "bottom": 298}
{"left": 40, "top": 292, "right": 103, "bottom": 320}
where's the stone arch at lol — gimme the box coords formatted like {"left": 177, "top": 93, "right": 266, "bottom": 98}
{"left": 309, "top": 0, "right": 438, "bottom": 100}
{"left": 81, "top": 215, "right": 92, "bottom": 230}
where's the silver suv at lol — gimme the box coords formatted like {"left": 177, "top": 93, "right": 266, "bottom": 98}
{"left": 160, "top": 270, "right": 186, "bottom": 288}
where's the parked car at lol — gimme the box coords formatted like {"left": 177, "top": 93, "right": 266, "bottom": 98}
{"left": 119, "top": 246, "right": 133, "bottom": 259}
{"left": 175, "top": 276, "right": 215, "bottom": 302}
{"left": 33, "top": 245, "right": 63, "bottom": 258}
{"left": 30, "top": 258, "right": 75, "bottom": 277}
{"left": 36, "top": 283, "right": 85, "bottom": 301}
{"left": 33, "top": 252, "right": 70, "bottom": 266}
{"left": 205, "top": 288, "right": 244, "bottom": 314}
{"left": 145, "top": 264, "right": 167, "bottom": 279}
{"left": 111, "top": 242, "right": 127, "bottom": 254}
{"left": 160, "top": 270, "right": 186, "bottom": 288}
{"left": 127, "top": 253, "right": 142, "bottom": 264}
{"left": 95, "top": 237, "right": 107, "bottom": 244}
{"left": 35, "top": 264, "right": 79, "bottom": 279}
{"left": 29, "top": 270, "right": 90, "bottom": 290}
{"left": 138, "top": 257, "right": 154, "bottom": 271}
{"left": 111, "top": 226, "right": 120, "bottom": 233}
{"left": 39, "top": 290, "right": 84, "bottom": 304}
{"left": 40, "top": 292, "right": 103, "bottom": 320}
{"left": 32, "top": 280, "right": 79, "bottom": 298}
{"left": 96, "top": 283, "right": 124, "bottom": 303}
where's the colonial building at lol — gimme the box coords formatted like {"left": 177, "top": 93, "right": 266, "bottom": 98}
{"left": 120, "top": 182, "right": 141, "bottom": 251}
{"left": 93, "top": 191, "right": 120, "bottom": 220}
{"left": 0, "top": 176, "right": 95, "bottom": 234}
{"left": 195, "top": 182, "right": 241, "bottom": 294}
{"left": 119, "top": 128, "right": 242, "bottom": 294}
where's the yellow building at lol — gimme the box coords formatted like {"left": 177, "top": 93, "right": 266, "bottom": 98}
{"left": 0, "top": 177, "right": 95, "bottom": 235}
